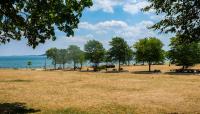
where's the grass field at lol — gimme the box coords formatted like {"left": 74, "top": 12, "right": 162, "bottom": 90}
{"left": 0, "top": 65, "right": 200, "bottom": 114}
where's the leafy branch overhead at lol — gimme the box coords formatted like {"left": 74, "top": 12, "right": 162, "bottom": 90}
{"left": 0, "top": 0, "right": 93, "bottom": 48}
{"left": 143, "top": 0, "right": 200, "bottom": 43}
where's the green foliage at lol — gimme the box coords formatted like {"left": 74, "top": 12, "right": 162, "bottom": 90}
{"left": 104, "top": 50, "right": 112, "bottom": 63}
{"left": 134, "top": 38, "right": 147, "bottom": 64}
{"left": 143, "top": 0, "right": 200, "bottom": 43}
{"left": 67, "top": 45, "right": 82, "bottom": 70}
{"left": 125, "top": 46, "right": 134, "bottom": 65}
{"left": 0, "top": 0, "right": 93, "bottom": 48}
{"left": 109, "top": 37, "right": 130, "bottom": 71}
{"left": 134, "top": 37, "right": 164, "bottom": 71}
{"left": 168, "top": 36, "right": 200, "bottom": 69}
{"left": 58, "top": 49, "right": 68, "bottom": 69}
{"left": 78, "top": 50, "right": 86, "bottom": 69}
{"left": 84, "top": 40, "right": 105, "bottom": 69}
{"left": 46, "top": 48, "right": 59, "bottom": 69}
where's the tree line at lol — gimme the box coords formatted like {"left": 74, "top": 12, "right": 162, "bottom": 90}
{"left": 46, "top": 36, "right": 200, "bottom": 72}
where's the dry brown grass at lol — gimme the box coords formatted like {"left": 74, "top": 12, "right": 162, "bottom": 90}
{"left": 0, "top": 65, "right": 200, "bottom": 114}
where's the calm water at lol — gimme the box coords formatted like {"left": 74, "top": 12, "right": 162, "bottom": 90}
{"left": 0, "top": 56, "right": 52, "bottom": 68}
{"left": 0, "top": 56, "right": 91, "bottom": 68}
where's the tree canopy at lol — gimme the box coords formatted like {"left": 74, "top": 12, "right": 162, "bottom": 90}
{"left": 84, "top": 40, "right": 105, "bottom": 71}
{"left": 109, "top": 37, "right": 130, "bottom": 71}
{"left": 134, "top": 37, "right": 164, "bottom": 71}
{"left": 67, "top": 45, "right": 82, "bottom": 70}
{"left": 125, "top": 46, "right": 134, "bottom": 66}
{"left": 168, "top": 36, "right": 200, "bottom": 69}
{"left": 0, "top": 0, "right": 92, "bottom": 48}
{"left": 133, "top": 38, "right": 147, "bottom": 65}
{"left": 46, "top": 48, "right": 59, "bottom": 69}
{"left": 78, "top": 50, "right": 85, "bottom": 70}
{"left": 57, "top": 49, "right": 68, "bottom": 69}
{"left": 143, "top": 0, "right": 200, "bottom": 43}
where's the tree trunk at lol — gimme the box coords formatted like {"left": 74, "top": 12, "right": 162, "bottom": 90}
{"left": 118, "top": 60, "right": 121, "bottom": 72}
{"left": 80, "top": 63, "right": 83, "bottom": 71}
{"left": 182, "top": 66, "right": 185, "bottom": 70}
{"left": 94, "top": 63, "right": 98, "bottom": 72}
{"left": 63, "top": 63, "right": 65, "bottom": 69}
{"left": 54, "top": 60, "right": 57, "bottom": 69}
{"left": 105, "top": 62, "right": 108, "bottom": 72}
{"left": 74, "top": 61, "right": 76, "bottom": 71}
{"left": 59, "top": 64, "right": 62, "bottom": 69}
{"left": 128, "top": 60, "right": 130, "bottom": 66}
{"left": 148, "top": 62, "right": 151, "bottom": 72}
{"left": 54, "top": 63, "right": 56, "bottom": 70}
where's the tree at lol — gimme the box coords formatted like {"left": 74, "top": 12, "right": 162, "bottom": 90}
{"left": 104, "top": 50, "right": 113, "bottom": 71}
{"left": 134, "top": 37, "right": 164, "bottom": 71}
{"left": 125, "top": 46, "right": 134, "bottom": 66}
{"left": 109, "top": 37, "right": 129, "bottom": 71}
{"left": 67, "top": 45, "right": 82, "bottom": 70}
{"left": 58, "top": 49, "right": 68, "bottom": 69}
{"left": 168, "top": 36, "right": 200, "bottom": 69}
{"left": 27, "top": 61, "right": 32, "bottom": 68}
{"left": 143, "top": 0, "right": 200, "bottom": 43}
{"left": 78, "top": 50, "right": 86, "bottom": 70}
{"left": 46, "top": 48, "right": 59, "bottom": 69}
{"left": 133, "top": 39, "right": 147, "bottom": 65}
{"left": 0, "top": 0, "right": 93, "bottom": 48}
{"left": 84, "top": 40, "right": 105, "bottom": 71}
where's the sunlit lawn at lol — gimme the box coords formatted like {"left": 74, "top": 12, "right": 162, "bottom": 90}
{"left": 0, "top": 65, "right": 200, "bottom": 114}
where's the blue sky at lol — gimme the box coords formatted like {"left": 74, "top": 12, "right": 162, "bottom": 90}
{"left": 0, "top": 0, "right": 174, "bottom": 56}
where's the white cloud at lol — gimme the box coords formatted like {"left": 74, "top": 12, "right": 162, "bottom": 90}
{"left": 79, "top": 20, "right": 155, "bottom": 39}
{"left": 123, "top": 1, "right": 150, "bottom": 15}
{"left": 89, "top": 0, "right": 122, "bottom": 13}
{"left": 89, "top": 0, "right": 151, "bottom": 15}
{"left": 80, "top": 20, "right": 128, "bottom": 30}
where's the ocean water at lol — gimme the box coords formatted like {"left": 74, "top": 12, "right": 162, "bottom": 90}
{"left": 0, "top": 56, "right": 52, "bottom": 68}
{"left": 0, "top": 56, "right": 91, "bottom": 69}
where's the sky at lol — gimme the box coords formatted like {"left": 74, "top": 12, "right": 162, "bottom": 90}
{"left": 0, "top": 0, "right": 174, "bottom": 56}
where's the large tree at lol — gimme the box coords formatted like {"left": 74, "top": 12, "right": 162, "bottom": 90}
{"left": 125, "top": 46, "right": 134, "bottom": 66}
{"left": 104, "top": 50, "right": 113, "bottom": 71}
{"left": 46, "top": 48, "right": 59, "bottom": 69}
{"left": 109, "top": 37, "right": 129, "bottom": 71}
{"left": 134, "top": 37, "right": 164, "bottom": 71}
{"left": 67, "top": 45, "right": 82, "bottom": 70}
{"left": 133, "top": 38, "right": 147, "bottom": 65}
{"left": 168, "top": 36, "right": 200, "bottom": 69}
{"left": 143, "top": 0, "right": 200, "bottom": 43}
{"left": 0, "top": 0, "right": 92, "bottom": 48}
{"left": 78, "top": 50, "right": 86, "bottom": 70}
{"left": 84, "top": 40, "right": 105, "bottom": 71}
{"left": 57, "top": 49, "right": 68, "bottom": 69}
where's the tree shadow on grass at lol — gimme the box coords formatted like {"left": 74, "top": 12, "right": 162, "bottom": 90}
{"left": 164, "top": 72, "right": 199, "bottom": 76}
{"left": 0, "top": 102, "right": 40, "bottom": 114}
{"left": 0, "top": 80, "right": 32, "bottom": 83}
{"left": 131, "top": 71, "right": 161, "bottom": 75}
{"left": 104, "top": 70, "right": 129, "bottom": 73}
{"left": 79, "top": 70, "right": 97, "bottom": 73}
